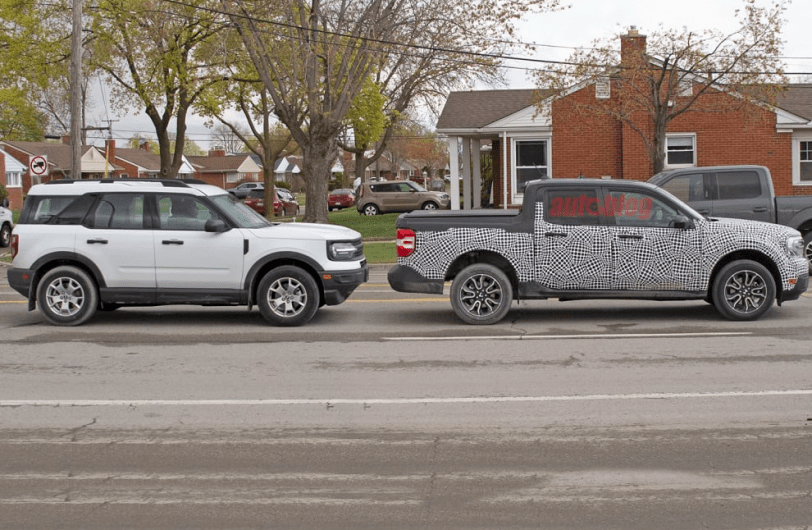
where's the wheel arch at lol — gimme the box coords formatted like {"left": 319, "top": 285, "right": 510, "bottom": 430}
{"left": 445, "top": 251, "right": 519, "bottom": 292}
{"left": 707, "top": 250, "right": 782, "bottom": 295}
{"left": 27, "top": 252, "right": 106, "bottom": 306}
{"left": 245, "top": 252, "right": 324, "bottom": 306}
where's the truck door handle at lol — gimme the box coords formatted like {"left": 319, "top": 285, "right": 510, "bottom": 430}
{"left": 695, "top": 209, "right": 710, "bottom": 215}
{"left": 86, "top": 239, "right": 108, "bottom": 244}
{"left": 162, "top": 240, "right": 184, "bottom": 245}
{"left": 617, "top": 234, "right": 643, "bottom": 240}
{"left": 753, "top": 207, "right": 767, "bottom": 212}
{"left": 545, "top": 232, "right": 568, "bottom": 237}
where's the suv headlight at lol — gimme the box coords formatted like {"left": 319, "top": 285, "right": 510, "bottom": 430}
{"left": 786, "top": 235, "right": 804, "bottom": 258}
{"left": 327, "top": 240, "right": 363, "bottom": 261}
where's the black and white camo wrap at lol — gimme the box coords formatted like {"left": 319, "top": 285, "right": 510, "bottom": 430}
{"left": 398, "top": 202, "right": 806, "bottom": 292}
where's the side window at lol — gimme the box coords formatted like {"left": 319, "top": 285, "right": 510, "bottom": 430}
{"left": 544, "top": 189, "right": 601, "bottom": 226}
{"left": 157, "top": 194, "right": 219, "bottom": 231}
{"left": 607, "top": 190, "right": 679, "bottom": 228}
{"left": 22, "top": 196, "right": 83, "bottom": 224}
{"left": 88, "top": 194, "right": 145, "bottom": 229}
{"left": 397, "top": 183, "right": 413, "bottom": 192}
{"left": 715, "top": 171, "right": 762, "bottom": 200}
{"left": 660, "top": 173, "right": 707, "bottom": 202}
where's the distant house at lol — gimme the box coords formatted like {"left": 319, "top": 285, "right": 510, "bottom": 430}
{"left": 187, "top": 148, "right": 262, "bottom": 189}
{"left": 108, "top": 140, "right": 195, "bottom": 180}
{"left": 437, "top": 30, "right": 812, "bottom": 209}
{"left": 0, "top": 147, "right": 27, "bottom": 209}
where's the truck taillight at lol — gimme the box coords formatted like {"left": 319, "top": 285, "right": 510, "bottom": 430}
{"left": 396, "top": 229, "right": 415, "bottom": 257}
{"left": 10, "top": 234, "right": 18, "bottom": 260}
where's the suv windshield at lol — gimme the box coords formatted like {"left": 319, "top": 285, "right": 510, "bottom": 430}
{"left": 210, "top": 193, "right": 272, "bottom": 228}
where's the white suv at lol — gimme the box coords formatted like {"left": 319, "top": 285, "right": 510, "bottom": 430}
{"left": 7, "top": 179, "right": 368, "bottom": 326}
{"left": 1, "top": 197, "right": 12, "bottom": 247}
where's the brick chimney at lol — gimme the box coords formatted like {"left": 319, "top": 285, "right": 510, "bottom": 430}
{"left": 620, "top": 27, "right": 647, "bottom": 66}
{"left": 61, "top": 135, "right": 71, "bottom": 144}
{"left": 208, "top": 146, "right": 227, "bottom": 157}
{"left": 105, "top": 139, "right": 116, "bottom": 161}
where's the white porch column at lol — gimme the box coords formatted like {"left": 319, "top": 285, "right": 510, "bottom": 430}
{"left": 472, "top": 139, "right": 482, "bottom": 209}
{"left": 447, "top": 136, "right": 460, "bottom": 210}
{"left": 461, "top": 137, "right": 472, "bottom": 210}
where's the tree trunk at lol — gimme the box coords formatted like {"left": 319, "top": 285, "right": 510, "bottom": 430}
{"left": 300, "top": 136, "right": 337, "bottom": 224}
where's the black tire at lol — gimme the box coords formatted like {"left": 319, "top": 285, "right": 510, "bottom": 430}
{"left": 712, "top": 260, "right": 776, "bottom": 321}
{"left": 362, "top": 203, "right": 380, "bottom": 216}
{"left": 422, "top": 201, "right": 439, "bottom": 211}
{"left": 36, "top": 266, "right": 98, "bottom": 326}
{"left": 0, "top": 223, "right": 10, "bottom": 248}
{"left": 257, "top": 266, "right": 320, "bottom": 326}
{"left": 450, "top": 264, "right": 513, "bottom": 325}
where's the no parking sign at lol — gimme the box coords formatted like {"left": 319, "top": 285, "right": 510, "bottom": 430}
{"left": 29, "top": 155, "right": 48, "bottom": 177}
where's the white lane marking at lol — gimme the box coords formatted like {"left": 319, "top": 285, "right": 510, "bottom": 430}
{"left": 384, "top": 332, "right": 752, "bottom": 341}
{"left": 1, "top": 389, "right": 810, "bottom": 407}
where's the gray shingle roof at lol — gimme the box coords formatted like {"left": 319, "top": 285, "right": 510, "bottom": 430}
{"left": 436, "top": 89, "right": 542, "bottom": 131}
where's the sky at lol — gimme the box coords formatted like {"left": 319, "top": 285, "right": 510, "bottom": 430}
{"left": 84, "top": 0, "right": 811, "bottom": 150}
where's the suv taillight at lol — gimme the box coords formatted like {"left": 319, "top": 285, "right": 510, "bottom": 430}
{"left": 10, "top": 234, "right": 18, "bottom": 260}
{"left": 396, "top": 229, "right": 415, "bottom": 257}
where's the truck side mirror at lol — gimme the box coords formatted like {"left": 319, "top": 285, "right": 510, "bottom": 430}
{"left": 672, "top": 215, "right": 694, "bottom": 229}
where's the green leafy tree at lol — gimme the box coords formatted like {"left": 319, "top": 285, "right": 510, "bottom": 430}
{"left": 90, "top": 0, "right": 229, "bottom": 178}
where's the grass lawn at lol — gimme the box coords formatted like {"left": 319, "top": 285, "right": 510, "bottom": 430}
{"left": 327, "top": 207, "right": 398, "bottom": 263}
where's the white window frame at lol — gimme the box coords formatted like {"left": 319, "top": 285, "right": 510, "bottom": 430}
{"left": 792, "top": 134, "right": 812, "bottom": 186}
{"left": 664, "top": 133, "right": 696, "bottom": 168}
{"left": 5, "top": 171, "right": 22, "bottom": 188}
{"left": 511, "top": 136, "right": 551, "bottom": 203}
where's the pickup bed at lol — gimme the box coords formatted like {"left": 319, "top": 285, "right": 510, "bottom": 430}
{"left": 648, "top": 165, "right": 812, "bottom": 266}
{"left": 388, "top": 179, "right": 808, "bottom": 324}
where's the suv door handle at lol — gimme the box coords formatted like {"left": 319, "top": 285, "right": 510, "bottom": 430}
{"left": 162, "top": 240, "right": 184, "bottom": 245}
{"left": 753, "top": 207, "right": 768, "bottom": 212}
{"left": 87, "top": 238, "right": 108, "bottom": 244}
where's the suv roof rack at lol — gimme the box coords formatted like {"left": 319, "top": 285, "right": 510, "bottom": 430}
{"left": 42, "top": 178, "right": 197, "bottom": 188}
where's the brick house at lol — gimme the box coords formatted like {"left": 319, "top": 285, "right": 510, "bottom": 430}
{"left": 0, "top": 147, "right": 27, "bottom": 210}
{"left": 187, "top": 148, "right": 261, "bottom": 189}
{"left": 437, "top": 32, "right": 812, "bottom": 210}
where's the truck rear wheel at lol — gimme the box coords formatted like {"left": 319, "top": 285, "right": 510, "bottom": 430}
{"left": 712, "top": 260, "right": 775, "bottom": 321}
{"left": 451, "top": 264, "right": 513, "bottom": 325}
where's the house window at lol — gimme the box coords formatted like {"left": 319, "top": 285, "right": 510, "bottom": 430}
{"left": 665, "top": 134, "right": 696, "bottom": 167}
{"left": 801, "top": 141, "right": 812, "bottom": 183}
{"left": 514, "top": 139, "right": 549, "bottom": 195}
{"left": 6, "top": 171, "right": 21, "bottom": 187}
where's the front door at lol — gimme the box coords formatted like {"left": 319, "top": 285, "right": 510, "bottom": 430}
{"left": 153, "top": 194, "right": 245, "bottom": 290}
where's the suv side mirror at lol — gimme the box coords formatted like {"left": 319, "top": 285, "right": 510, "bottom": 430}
{"left": 205, "top": 219, "right": 229, "bottom": 233}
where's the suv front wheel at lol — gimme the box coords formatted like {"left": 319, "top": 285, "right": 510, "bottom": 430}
{"left": 257, "top": 266, "right": 320, "bottom": 326}
{"left": 37, "top": 266, "right": 99, "bottom": 326}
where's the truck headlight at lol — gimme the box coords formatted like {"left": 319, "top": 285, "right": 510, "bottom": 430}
{"left": 328, "top": 240, "right": 363, "bottom": 261}
{"left": 786, "top": 236, "right": 804, "bottom": 258}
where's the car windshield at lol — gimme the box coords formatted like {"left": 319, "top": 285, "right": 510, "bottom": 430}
{"left": 210, "top": 193, "right": 272, "bottom": 228}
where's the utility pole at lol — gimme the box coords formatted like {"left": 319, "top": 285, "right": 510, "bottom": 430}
{"left": 70, "top": 0, "right": 83, "bottom": 179}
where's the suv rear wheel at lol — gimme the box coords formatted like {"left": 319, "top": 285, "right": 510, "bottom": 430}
{"left": 37, "top": 266, "right": 99, "bottom": 326}
{"left": 257, "top": 266, "right": 319, "bottom": 326}
{"left": 362, "top": 204, "right": 380, "bottom": 216}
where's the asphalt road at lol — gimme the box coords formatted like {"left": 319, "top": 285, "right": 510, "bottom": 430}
{"left": 1, "top": 263, "right": 811, "bottom": 529}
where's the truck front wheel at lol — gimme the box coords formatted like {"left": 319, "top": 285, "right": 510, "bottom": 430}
{"left": 451, "top": 264, "right": 513, "bottom": 325}
{"left": 712, "top": 260, "right": 775, "bottom": 321}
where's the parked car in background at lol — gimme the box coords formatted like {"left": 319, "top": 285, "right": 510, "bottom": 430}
{"left": 276, "top": 188, "right": 299, "bottom": 216}
{"left": 328, "top": 189, "right": 355, "bottom": 211}
{"left": 228, "top": 182, "right": 263, "bottom": 199}
{"left": 1, "top": 197, "right": 13, "bottom": 247}
{"left": 356, "top": 180, "right": 450, "bottom": 216}
{"left": 648, "top": 165, "right": 812, "bottom": 269}
{"left": 244, "top": 188, "right": 299, "bottom": 217}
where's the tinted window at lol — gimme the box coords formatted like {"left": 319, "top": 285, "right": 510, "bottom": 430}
{"left": 22, "top": 196, "right": 85, "bottom": 224}
{"left": 88, "top": 194, "right": 145, "bottom": 229}
{"left": 607, "top": 190, "right": 679, "bottom": 228}
{"left": 715, "top": 171, "right": 762, "bottom": 200}
{"left": 544, "top": 189, "right": 601, "bottom": 226}
{"left": 660, "top": 173, "right": 707, "bottom": 202}
{"left": 370, "top": 183, "right": 396, "bottom": 193}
